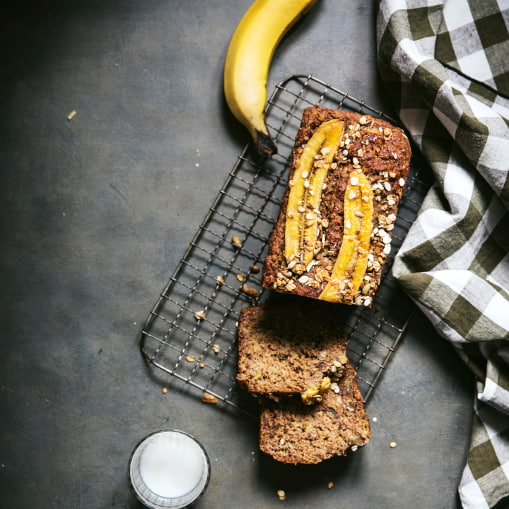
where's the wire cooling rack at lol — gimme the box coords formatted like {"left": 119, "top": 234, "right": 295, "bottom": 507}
{"left": 140, "top": 74, "right": 431, "bottom": 415}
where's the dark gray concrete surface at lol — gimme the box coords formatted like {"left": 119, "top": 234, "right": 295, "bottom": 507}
{"left": 0, "top": 1, "right": 475, "bottom": 508}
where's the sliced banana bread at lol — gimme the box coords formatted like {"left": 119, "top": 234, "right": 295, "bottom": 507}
{"left": 236, "top": 297, "right": 348, "bottom": 401}
{"left": 259, "top": 362, "right": 370, "bottom": 464}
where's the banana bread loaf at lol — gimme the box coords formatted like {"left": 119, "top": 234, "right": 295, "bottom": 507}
{"left": 262, "top": 106, "right": 411, "bottom": 306}
{"left": 236, "top": 297, "right": 348, "bottom": 401}
{"left": 259, "top": 362, "right": 370, "bottom": 464}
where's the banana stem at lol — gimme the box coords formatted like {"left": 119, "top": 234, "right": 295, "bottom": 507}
{"left": 255, "top": 129, "right": 277, "bottom": 156}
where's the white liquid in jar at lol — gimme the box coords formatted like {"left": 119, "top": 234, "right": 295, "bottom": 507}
{"left": 139, "top": 432, "right": 205, "bottom": 499}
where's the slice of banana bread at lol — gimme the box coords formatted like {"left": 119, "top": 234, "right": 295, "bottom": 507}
{"left": 259, "top": 362, "right": 370, "bottom": 464}
{"left": 262, "top": 105, "right": 411, "bottom": 306}
{"left": 236, "top": 296, "right": 348, "bottom": 401}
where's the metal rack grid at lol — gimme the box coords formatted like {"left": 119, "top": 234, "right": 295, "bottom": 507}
{"left": 140, "top": 74, "right": 431, "bottom": 415}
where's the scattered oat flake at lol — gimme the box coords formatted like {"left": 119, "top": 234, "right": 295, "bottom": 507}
{"left": 162, "top": 387, "right": 168, "bottom": 394}
{"left": 327, "top": 482, "right": 334, "bottom": 489}
{"left": 277, "top": 489, "right": 286, "bottom": 501}
{"left": 216, "top": 275, "right": 224, "bottom": 285}
{"left": 241, "top": 283, "right": 258, "bottom": 297}
{"left": 236, "top": 273, "right": 245, "bottom": 282}
{"left": 390, "top": 441, "right": 397, "bottom": 448}
{"left": 250, "top": 265, "right": 260, "bottom": 273}
{"left": 185, "top": 356, "right": 195, "bottom": 362}
{"left": 231, "top": 236, "right": 242, "bottom": 248}
{"left": 199, "top": 362, "right": 205, "bottom": 368}
{"left": 212, "top": 344, "right": 220, "bottom": 354}
{"left": 202, "top": 393, "right": 218, "bottom": 404}
{"left": 67, "top": 110, "right": 77, "bottom": 120}
{"left": 194, "top": 310, "right": 206, "bottom": 321}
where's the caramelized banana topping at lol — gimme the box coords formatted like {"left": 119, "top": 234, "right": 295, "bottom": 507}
{"left": 284, "top": 120, "right": 344, "bottom": 267}
{"left": 319, "top": 169, "right": 374, "bottom": 303}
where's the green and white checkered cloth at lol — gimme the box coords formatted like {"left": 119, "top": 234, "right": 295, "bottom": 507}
{"left": 376, "top": 0, "right": 509, "bottom": 507}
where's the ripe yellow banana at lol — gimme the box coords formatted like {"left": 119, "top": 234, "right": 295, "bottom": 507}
{"left": 224, "top": 0, "right": 319, "bottom": 156}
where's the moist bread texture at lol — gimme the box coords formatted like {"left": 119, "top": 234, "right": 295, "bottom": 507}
{"left": 262, "top": 106, "right": 411, "bottom": 306}
{"left": 236, "top": 297, "right": 348, "bottom": 398}
{"left": 259, "top": 362, "right": 370, "bottom": 464}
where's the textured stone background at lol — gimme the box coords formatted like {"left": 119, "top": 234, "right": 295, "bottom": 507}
{"left": 0, "top": 1, "right": 473, "bottom": 507}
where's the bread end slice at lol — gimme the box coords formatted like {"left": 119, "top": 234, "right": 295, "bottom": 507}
{"left": 259, "top": 362, "right": 370, "bottom": 464}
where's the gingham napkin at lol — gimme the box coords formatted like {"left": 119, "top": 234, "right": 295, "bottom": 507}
{"left": 376, "top": 0, "right": 509, "bottom": 507}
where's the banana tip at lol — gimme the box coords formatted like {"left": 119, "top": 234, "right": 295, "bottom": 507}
{"left": 255, "top": 130, "right": 277, "bottom": 157}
